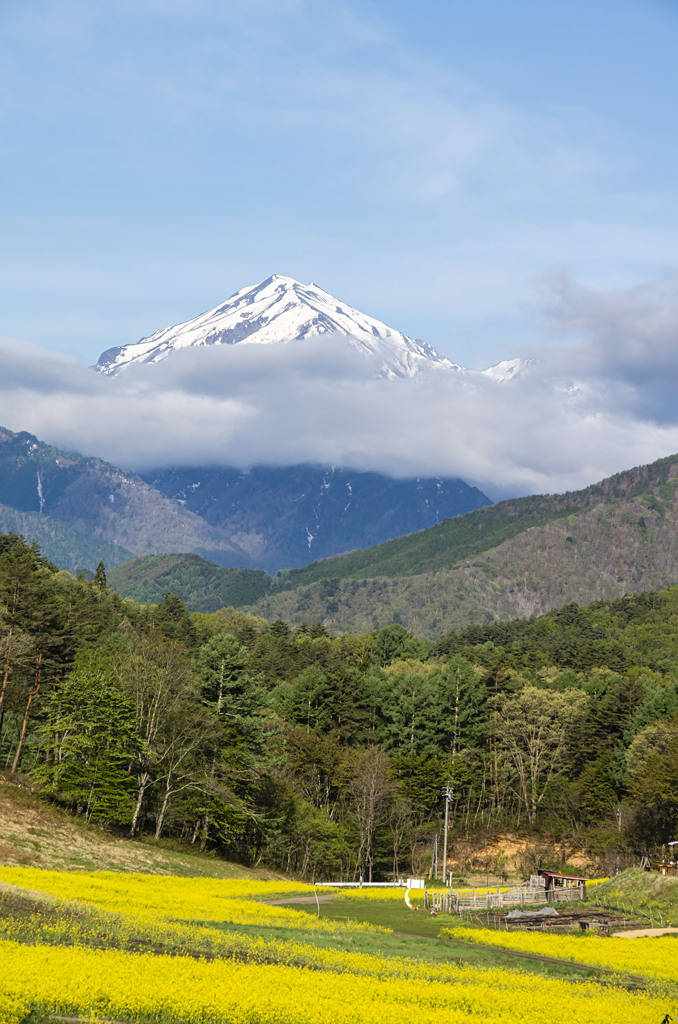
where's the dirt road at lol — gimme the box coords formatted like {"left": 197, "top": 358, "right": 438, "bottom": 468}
{"left": 612, "top": 926, "right": 678, "bottom": 938}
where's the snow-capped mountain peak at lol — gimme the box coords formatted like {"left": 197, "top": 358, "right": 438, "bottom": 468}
{"left": 480, "top": 357, "right": 533, "bottom": 382}
{"left": 95, "top": 275, "right": 463, "bottom": 379}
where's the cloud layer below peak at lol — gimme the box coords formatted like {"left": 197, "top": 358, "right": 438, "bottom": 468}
{"left": 3, "top": 274, "right": 678, "bottom": 500}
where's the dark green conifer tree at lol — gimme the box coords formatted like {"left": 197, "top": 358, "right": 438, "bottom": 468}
{"left": 153, "top": 592, "right": 197, "bottom": 648}
{"left": 35, "top": 652, "right": 139, "bottom": 824}
{"left": 93, "top": 560, "right": 108, "bottom": 589}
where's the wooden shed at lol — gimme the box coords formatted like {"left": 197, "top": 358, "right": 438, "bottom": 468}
{"left": 537, "top": 869, "right": 588, "bottom": 893}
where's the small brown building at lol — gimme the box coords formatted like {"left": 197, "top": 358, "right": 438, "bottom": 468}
{"left": 537, "top": 869, "right": 588, "bottom": 893}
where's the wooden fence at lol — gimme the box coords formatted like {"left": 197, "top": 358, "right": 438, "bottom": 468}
{"left": 424, "top": 882, "right": 585, "bottom": 914}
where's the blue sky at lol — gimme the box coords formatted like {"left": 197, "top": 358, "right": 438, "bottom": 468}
{"left": 2, "top": 0, "right": 678, "bottom": 369}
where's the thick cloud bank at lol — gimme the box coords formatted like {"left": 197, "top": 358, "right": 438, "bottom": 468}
{"left": 3, "top": 275, "right": 678, "bottom": 499}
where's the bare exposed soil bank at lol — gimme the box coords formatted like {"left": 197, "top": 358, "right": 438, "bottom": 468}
{"left": 445, "top": 833, "right": 595, "bottom": 883}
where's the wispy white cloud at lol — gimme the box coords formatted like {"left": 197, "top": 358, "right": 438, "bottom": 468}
{"left": 527, "top": 270, "right": 678, "bottom": 423}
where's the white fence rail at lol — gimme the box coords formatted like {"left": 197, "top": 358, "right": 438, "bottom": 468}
{"left": 319, "top": 881, "right": 405, "bottom": 888}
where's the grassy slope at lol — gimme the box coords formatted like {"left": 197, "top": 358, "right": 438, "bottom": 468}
{"left": 591, "top": 869, "right": 678, "bottom": 926}
{"left": 247, "top": 454, "right": 678, "bottom": 637}
{"left": 0, "top": 781, "right": 280, "bottom": 878}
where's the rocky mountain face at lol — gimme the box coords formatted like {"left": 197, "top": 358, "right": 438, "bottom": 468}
{"left": 140, "top": 465, "right": 491, "bottom": 573}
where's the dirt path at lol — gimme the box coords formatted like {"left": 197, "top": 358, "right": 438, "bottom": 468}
{"left": 612, "top": 926, "right": 678, "bottom": 938}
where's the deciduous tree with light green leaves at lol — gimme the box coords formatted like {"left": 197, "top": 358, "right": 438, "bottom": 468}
{"left": 627, "top": 717, "right": 678, "bottom": 812}
{"left": 494, "top": 685, "right": 589, "bottom": 824}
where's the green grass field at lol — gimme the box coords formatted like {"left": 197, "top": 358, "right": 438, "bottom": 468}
{"left": 275, "top": 897, "right": 631, "bottom": 983}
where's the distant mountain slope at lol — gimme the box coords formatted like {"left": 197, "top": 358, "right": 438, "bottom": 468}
{"left": 0, "top": 503, "right": 132, "bottom": 574}
{"left": 0, "top": 427, "right": 252, "bottom": 569}
{"left": 0, "top": 427, "right": 491, "bottom": 574}
{"left": 95, "top": 274, "right": 460, "bottom": 379}
{"left": 140, "top": 465, "right": 492, "bottom": 572}
{"left": 243, "top": 453, "right": 678, "bottom": 637}
{"left": 108, "top": 554, "right": 270, "bottom": 612}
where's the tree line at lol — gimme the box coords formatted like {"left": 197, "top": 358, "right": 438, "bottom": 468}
{"left": 2, "top": 532, "right": 678, "bottom": 879}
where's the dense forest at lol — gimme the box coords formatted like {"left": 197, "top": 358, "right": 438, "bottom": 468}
{"left": 2, "top": 531, "right": 678, "bottom": 881}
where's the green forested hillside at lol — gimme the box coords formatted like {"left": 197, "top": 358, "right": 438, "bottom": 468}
{"left": 3, "top": 528, "right": 678, "bottom": 882}
{"left": 250, "top": 453, "right": 678, "bottom": 635}
{"left": 275, "top": 453, "right": 678, "bottom": 586}
{"left": 435, "top": 587, "right": 678, "bottom": 673}
{"left": 108, "top": 553, "right": 271, "bottom": 611}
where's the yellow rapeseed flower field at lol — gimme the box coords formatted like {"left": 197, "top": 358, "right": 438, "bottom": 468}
{"left": 0, "top": 991, "right": 28, "bottom": 1024}
{"left": 334, "top": 883, "right": 509, "bottom": 901}
{"left": 335, "top": 879, "right": 608, "bottom": 902}
{"left": 333, "top": 886, "right": 409, "bottom": 900}
{"left": 1, "top": 867, "right": 675, "bottom": 1024}
{"left": 0, "top": 867, "right": 363, "bottom": 933}
{"left": 442, "top": 925, "right": 678, "bottom": 984}
{"left": 0, "top": 866, "right": 322, "bottom": 908}
{"left": 0, "top": 937, "right": 670, "bottom": 1024}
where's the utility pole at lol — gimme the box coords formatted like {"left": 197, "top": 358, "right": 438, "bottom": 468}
{"left": 615, "top": 804, "right": 622, "bottom": 875}
{"left": 442, "top": 784, "right": 452, "bottom": 886}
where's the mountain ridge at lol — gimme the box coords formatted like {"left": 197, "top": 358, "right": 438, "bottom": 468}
{"left": 271, "top": 454, "right": 678, "bottom": 587}
{"left": 106, "top": 451, "right": 678, "bottom": 639}
{"left": 0, "top": 427, "right": 492, "bottom": 575}
{"left": 0, "top": 427, "right": 253, "bottom": 570}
